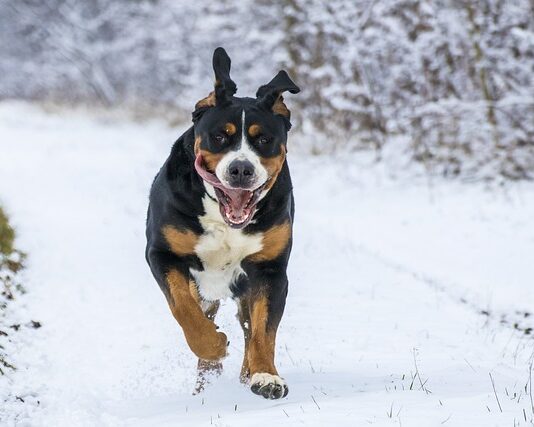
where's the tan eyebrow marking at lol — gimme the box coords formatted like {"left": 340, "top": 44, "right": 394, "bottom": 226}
{"left": 248, "top": 124, "right": 262, "bottom": 138}
{"left": 224, "top": 123, "right": 237, "bottom": 135}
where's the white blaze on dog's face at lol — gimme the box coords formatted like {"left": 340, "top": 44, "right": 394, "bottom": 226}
{"left": 192, "top": 49, "right": 299, "bottom": 229}
{"left": 193, "top": 92, "right": 295, "bottom": 229}
{"left": 193, "top": 102, "right": 291, "bottom": 229}
{"left": 215, "top": 110, "right": 268, "bottom": 191}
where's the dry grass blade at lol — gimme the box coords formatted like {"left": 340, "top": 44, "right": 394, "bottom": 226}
{"left": 489, "top": 373, "right": 503, "bottom": 413}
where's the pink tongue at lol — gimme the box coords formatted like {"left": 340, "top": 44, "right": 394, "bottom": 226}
{"left": 225, "top": 190, "right": 253, "bottom": 222}
{"left": 194, "top": 155, "right": 252, "bottom": 219}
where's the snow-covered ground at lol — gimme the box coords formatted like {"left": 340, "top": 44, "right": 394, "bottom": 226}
{"left": 1, "top": 103, "right": 534, "bottom": 426}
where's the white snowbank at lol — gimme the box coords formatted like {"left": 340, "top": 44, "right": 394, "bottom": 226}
{"left": 1, "top": 103, "right": 533, "bottom": 426}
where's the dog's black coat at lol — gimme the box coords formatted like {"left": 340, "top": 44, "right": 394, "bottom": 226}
{"left": 145, "top": 121, "right": 294, "bottom": 305}
{"left": 144, "top": 47, "right": 299, "bottom": 399}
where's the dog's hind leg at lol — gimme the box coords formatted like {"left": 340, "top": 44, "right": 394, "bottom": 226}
{"left": 237, "top": 297, "right": 251, "bottom": 383}
{"left": 193, "top": 300, "right": 222, "bottom": 394}
{"left": 246, "top": 276, "right": 289, "bottom": 400}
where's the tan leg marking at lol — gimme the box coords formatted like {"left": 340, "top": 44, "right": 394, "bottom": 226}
{"left": 247, "top": 294, "right": 277, "bottom": 376}
{"left": 189, "top": 280, "right": 202, "bottom": 305}
{"left": 238, "top": 297, "right": 252, "bottom": 382}
{"left": 248, "top": 221, "right": 291, "bottom": 262}
{"left": 166, "top": 270, "right": 227, "bottom": 361}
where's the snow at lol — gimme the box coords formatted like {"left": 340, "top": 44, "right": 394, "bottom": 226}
{"left": 1, "top": 103, "right": 534, "bottom": 426}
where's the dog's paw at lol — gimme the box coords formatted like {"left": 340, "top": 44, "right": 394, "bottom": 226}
{"left": 206, "top": 330, "right": 229, "bottom": 360}
{"left": 188, "top": 330, "right": 228, "bottom": 361}
{"left": 250, "top": 373, "right": 288, "bottom": 399}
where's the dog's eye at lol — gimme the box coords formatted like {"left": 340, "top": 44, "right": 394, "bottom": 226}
{"left": 214, "top": 134, "right": 227, "bottom": 144}
{"left": 258, "top": 136, "right": 270, "bottom": 145}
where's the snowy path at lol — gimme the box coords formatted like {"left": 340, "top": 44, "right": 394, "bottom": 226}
{"left": 1, "top": 104, "right": 534, "bottom": 426}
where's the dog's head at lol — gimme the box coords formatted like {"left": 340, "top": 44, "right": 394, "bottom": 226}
{"left": 193, "top": 47, "right": 300, "bottom": 229}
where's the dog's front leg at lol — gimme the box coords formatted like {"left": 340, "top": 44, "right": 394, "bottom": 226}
{"left": 165, "top": 269, "right": 228, "bottom": 361}
{"left": 244, "top": 273, "right": 289, "bottom": 399}
{"left": 147, "top": 249, "right": 228, "bottom": 361}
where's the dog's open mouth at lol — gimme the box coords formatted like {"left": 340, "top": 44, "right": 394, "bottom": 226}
{"left": 194, "top": 155, "right": 264, "bottom": 228}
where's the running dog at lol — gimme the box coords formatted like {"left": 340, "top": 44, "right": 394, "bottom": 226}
{"left": 145, "top": 47, "right": 299, "bottom": 399}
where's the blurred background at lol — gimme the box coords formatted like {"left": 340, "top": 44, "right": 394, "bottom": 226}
{"left": 2, "top": 2, "right": 534, "bottom": 424}
{"left": 1, "top": 0, "right": 533, "bottom": 180}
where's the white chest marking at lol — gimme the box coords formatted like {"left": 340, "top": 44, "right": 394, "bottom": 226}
{"left": 191, "top": 193, "right": 263, "bottom": 301}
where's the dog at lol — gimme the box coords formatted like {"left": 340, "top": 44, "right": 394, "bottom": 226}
{"left": 145, "top": 47, "right": 299, "bottom": 399}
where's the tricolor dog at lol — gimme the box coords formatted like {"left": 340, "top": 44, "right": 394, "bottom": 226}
{"left": 145, "top": 47, "right": 299, "bottom": 399}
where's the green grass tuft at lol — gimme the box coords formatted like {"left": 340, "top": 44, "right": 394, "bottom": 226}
{"left": 0, "top": 204, "right": 27, "bottom": 376}
{"left": 0, "top": 206, "right": 15, "bottom": 257}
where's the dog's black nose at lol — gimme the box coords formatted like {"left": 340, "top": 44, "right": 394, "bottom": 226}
{"left": 228, "top": 159, "right": 255, "bottom": 188}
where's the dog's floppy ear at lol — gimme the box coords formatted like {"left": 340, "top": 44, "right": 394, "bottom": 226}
{"left": 193, "top": 47, "right": 237, "bottom": 121}
{"left": 212, "top": 47, "right": 237, "bottom": 104}
{"left": 256, "top": 70, "right": 300, "bottom": 127}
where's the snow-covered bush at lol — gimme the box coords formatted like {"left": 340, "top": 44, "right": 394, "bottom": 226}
{"left": 0, "top": 0, "right": 533, "bottom": 180}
